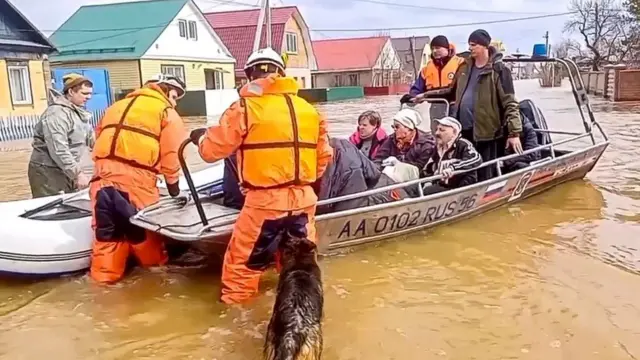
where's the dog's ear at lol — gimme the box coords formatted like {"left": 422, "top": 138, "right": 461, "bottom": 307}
{"left": 296, "top": 238, "right": 317, "bottom": 254}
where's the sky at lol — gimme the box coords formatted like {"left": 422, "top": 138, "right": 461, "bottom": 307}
{"left": 13, "top": 0, "right": 577, "bottom": 53}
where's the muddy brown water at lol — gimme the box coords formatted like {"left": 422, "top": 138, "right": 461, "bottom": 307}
{"left": 0, "top": 80, "right": 639, "bottom": 359}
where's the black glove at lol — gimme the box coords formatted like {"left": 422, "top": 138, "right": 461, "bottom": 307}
{"left": 167, "top": 181, "right": 180, "bottom": 197}
{"left": 189, "top": 128, "right": 207, "bottom": 145}
{"left": 400, "top": 94, "right": 413, "bottom": 104}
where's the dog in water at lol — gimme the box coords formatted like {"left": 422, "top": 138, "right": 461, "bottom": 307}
{"left": 264, "top": 231, "right": 323, "bottom": 360}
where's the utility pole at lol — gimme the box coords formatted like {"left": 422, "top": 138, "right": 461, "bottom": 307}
{"left": 253, "top": 0, "right": 270, "bottom": 51}
{"left": 409, "top": 36, "right": 418, "bottom": 81}
{"left": 265, "top": 0, "right": 271, "bottom": 48}
{"left": 543, "top": 31, "right": 549, "bottom": 56}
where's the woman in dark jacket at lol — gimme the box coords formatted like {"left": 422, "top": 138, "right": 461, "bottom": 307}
{"left": 373, "top": 108, "right": 436, "bottom": 171}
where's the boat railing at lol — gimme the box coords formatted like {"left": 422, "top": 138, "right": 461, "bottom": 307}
{"left": 147, "top": 57, "right": 607, "bottom": 231}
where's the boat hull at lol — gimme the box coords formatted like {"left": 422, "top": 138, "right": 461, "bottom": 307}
{"left": 0, "top": 163, "right": 225, "bottom": 276}
{"left": 131, "top": 142, "right": 609, "bottom": 256}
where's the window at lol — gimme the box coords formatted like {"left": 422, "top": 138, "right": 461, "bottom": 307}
{"left": 178, "top": 20, "right": 187, "bottom": 38}
{"left": 188, "top": 20, "right": 197, "bottom": 40}
{"left": 7, "top": 63, "right": 32, "bottom": 105}
{"left": 405, "top": 53, "right": 413, "bottom": 63}
{"left": 161, "top": 65, "right": 185, "bottom": 82}
{"left": 333, "top": 75, "right": 342, "bottom": 87}
{"left": 285, "top": 32, "right": 298, "bottom": 54}
{"left": 348, "top": 73, "right": 359, "bottom": 86}
{"left": 301, "top": 77, "right": 306, "bottom": 87}
{"left": 205, "top": 69, "right": 224, "bottom": 90}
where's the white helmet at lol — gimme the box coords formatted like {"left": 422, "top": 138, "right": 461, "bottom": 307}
{"left": 244, "top": 47, "right": 286, "bottom": 73}
{"left": 146, "top": 73, "right": 186, "bottom": 98}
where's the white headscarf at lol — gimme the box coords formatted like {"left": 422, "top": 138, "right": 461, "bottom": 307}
{"left": 392, "top": 108, "right": 423, "bottom": 130}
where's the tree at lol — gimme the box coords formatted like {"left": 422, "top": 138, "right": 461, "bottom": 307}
{"left": 552, "top": 38, "right": 585, "bottom": 59}
{"left": 564, "top": 0, "right": 637, "bottom": 70}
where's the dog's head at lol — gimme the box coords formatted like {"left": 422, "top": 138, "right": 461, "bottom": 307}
{"left": 276, "top": 230, "right": 318, "bottom": 267}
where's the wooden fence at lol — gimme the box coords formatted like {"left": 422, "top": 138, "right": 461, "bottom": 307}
{"left": 0, "top": 109, "right": 105, "bottom": 143}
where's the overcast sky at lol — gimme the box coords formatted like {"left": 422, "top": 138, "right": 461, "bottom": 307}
{"left": 14, "top": 0, "right": 575, "bottom": 53}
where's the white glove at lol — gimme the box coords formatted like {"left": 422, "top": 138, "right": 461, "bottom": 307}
{"left": 381, "top": 156, "right": 399, "bottom": 167}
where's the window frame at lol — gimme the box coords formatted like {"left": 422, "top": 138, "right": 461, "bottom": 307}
{"left": 285, "top": 32, "right": 298, "bottom": 54}
{"left": 7, "top": 63, "right": 33, "bottom": 105}
{"left": 160, "top": 64, "right": 186, "bottom": 83}
{"left": 187, "top": 20, "right": 197, "bottom": 40}
{"left": 178, "top": 19, "right": 187, "bottom": 38}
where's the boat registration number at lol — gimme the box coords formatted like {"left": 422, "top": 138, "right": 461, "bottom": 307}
{"left": 336, "top": 193, "right": 478, "bottom": 240}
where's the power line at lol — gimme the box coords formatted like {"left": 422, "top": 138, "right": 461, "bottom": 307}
{"left": 310, "top": 12, "right": 578, "bottom": 32}
{"left": 339, "top": 0, "right": 561, "bottom": 15}
{"left": 24, "top": 7, "right": 578, "bottom": 51}
{"left": 33, "top": 10, "right": 577, "bottom": 35}
{"left": 52, "top": 0, "right": 259, "bottom": 50}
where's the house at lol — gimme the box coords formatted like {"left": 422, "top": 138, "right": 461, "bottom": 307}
{"left": 0, "top": 0, "right": 56, "bottom": 117}
{"left": 204, "top": 6, "right": 316, "bottom": 88}
{"left": 390, "top": 36, "right": 430, "bottom": 83}
{"left": 49, "top": 0, "right": 236, "bottom": 97}
{"left": 311, "top": 36, "right": 401, "bottom": 88}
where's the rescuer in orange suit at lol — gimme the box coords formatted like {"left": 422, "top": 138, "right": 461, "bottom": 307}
{"left": 189, "top": 48, "right": 333, "bottom": 304}
{"left": 400, "top": 35, "right": 464, "bottom": 130}
{"left": 89, "top": 74, "right": 188, "bottom": 284}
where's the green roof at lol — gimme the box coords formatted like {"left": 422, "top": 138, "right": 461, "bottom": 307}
{"left": 49, "top": 0, "right": 188, "bottom": 62}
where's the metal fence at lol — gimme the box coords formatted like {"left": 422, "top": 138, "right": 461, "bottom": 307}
{"left": 0, "top": 110, "right": 104, "bottom": 143}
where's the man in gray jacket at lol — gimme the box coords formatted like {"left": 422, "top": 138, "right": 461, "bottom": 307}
{"left": 28, "top": 73, "right": 94, "bottom": 198}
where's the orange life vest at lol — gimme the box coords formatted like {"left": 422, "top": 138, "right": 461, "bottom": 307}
{"left": 421, "top": 55, "right": 464, "bottom": 90}
{"left": 92, "top": 87, "right": 172, "bottom": 173}
{"left": 238, "top": 91, "right": 320, "bottom": 189}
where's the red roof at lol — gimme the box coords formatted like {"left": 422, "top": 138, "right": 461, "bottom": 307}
{"left": 312, "top": 36, "right": 389, "bottom": 72}
{"left": 205, "top": 7, "right": 298, "bottom": 72}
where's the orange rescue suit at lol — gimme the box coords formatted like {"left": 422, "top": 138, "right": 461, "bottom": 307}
{"left": 197, "top": 74, "right": 333, "bottom": 304}
{"left": 89, "top": 84, "right": 187, "bottom": 284}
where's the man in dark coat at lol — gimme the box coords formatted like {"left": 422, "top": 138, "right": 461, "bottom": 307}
{"left": 499, "top": 113, "right": 541, "bottom": 173}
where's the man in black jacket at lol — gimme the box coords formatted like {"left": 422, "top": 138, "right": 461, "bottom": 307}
{"left": 499, "top": 113, "right": 541, "bottom": 173}
{"left": 423, "top": 117, "right": 482, "bottom": 195}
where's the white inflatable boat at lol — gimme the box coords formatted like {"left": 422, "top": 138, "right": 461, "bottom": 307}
{"left": 0, "top": 163, "right": 225, "bottom": 277}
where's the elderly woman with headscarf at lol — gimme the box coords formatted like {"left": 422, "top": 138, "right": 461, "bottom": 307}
{"left": 373, "top": 108, "right": 435, "bottom": 172}
{"left": 348, "top": 110, "right": 388, "bottom": 160}
{"left": 422, "top": 117, "right": 482, "bottom": 195}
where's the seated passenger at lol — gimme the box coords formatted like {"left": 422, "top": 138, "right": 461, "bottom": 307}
{"left": 422, "top": 117, "right": 482, "bottom": 195}
{"left": 315, "top": 137, "right": 381, "bottom": 214}
{"left": 348, "top": 110, "right": 388, "bottom": 160}
{"left": 499, "top": 113, "right": 541, "bottom": 173}
{"left": 373, "top": 108, "right": 435, "bottom": 171}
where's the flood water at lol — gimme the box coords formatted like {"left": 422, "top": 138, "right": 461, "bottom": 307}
{"left": 1, "top": 79, "right": 640, "bottom": 359}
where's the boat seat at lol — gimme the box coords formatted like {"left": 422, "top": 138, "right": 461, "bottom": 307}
{"left": 519, "top": 99, "right": 552, "bottom": 146}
